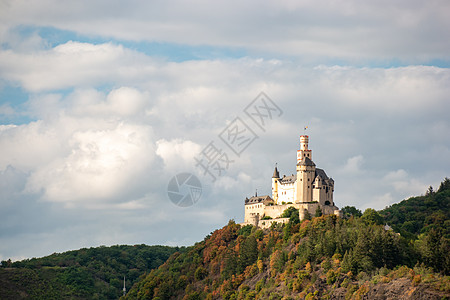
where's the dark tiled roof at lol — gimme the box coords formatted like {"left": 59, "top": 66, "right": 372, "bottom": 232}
{"left": 315, "top": 168, "right": 329, "bottom": 180}
{"left": 272, "top": 166, "right": 280, "bottom": 178}
{"left": 245, "top": 195, "right": 273, "bottom": 205}
{"left": 297, "top": 156, "right": 316, "bottom": 167}
{"left": 280, "top": 174, "right": 297, "bottom": 184}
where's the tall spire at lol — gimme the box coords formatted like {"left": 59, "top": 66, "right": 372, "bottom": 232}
{"left": 272, "top": 163, "right": 280, "bottom": 178}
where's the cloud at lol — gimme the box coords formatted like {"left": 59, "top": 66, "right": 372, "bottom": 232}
{"left": 156, "top": 139, "right": 201, "bottom": 172}
{"left": 341, "top": 155, "right": 364, "bottom": 174}
{"left": 26, "top": 122, "right": 156, "bottom": 204}
{"left": 1, "top": 0, "right": 449, "bottom": 62}
{"left": 68, "top": 87, "right": 147, "bottom": 117}
{"left": 383, "top": 169, "right": 427, "bottom": 197}
{"left": 0, "top": 17, "right": 449, "bottom": 261}
{"left": 0, "top": 42, "right": 156, "bottom": 92}
{"left": 0, "top": 87, "right": 159, "bottom": 208}
{"left": 314, "top": 66, "right": 450, "bottom": 114}
{"left": 0, "top": 121, "right": 64, "bottom": 171}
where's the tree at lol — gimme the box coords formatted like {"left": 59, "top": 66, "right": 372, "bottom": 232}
{"left": 269, "top": 250, "right": 285, "bottom": 276}
{"left": 281, "top": 206, "right": 298, "bottom": 219}
{"left": 361, "top": 208, "right": 384, "bottom": 225}
{"left": 438, "top": 177, "right": 450, "bottom": 192}
{"left": 303, "top": 210, "right": 312, "bottom": 221}
{"left": 426, "top": 185, "right": 434, "bottom": 196}
{"left": 342, "top": 206, "right": 362, "bottom": 218}
{"left": 194, "top": 266, "right": 208, "bottom": 280}
{"left": 289, "top": 211, "right": 300, "bottom": 225}
{"left": 417, "top": 228, "right": 450, "bottom": 274}
{"left": 315, "top": 206, "right": 323, "bottom": 217}
{"left": 239, "top": 236, "right": 258, "bottom": 272}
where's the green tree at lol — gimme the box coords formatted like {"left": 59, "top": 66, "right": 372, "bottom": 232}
{"left": 425, "top": 185, "right": 434, "bottom": 196}
{"left": 361, "top": 208, "right": 384, "bottom": 225}
{"left": 417, "top": 228, "right": 450, "bottom": 274}
{"left": 194, "top": 266, "right": 208, "bottom": 280}
{"left": 315, "top": 206, "right": 323, "bottom": 217}
{"left": 341, "top": 206, "right": 362, "bottom": 218}
{"left": 438, "top": 177, "right": 450, "bottom": 192}
{"left": 239, "top": 236, "right": 258, "bottom": 272}
{"left": 281, "top": 206, "right": 298, "bottom": 219}
{"left": 303, "top": 209, "right": 312, "bottom": 221}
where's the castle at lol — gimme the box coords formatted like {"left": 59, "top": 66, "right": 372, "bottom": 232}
{"left": 243, "top": 135, "right": 342, "bottom": 228}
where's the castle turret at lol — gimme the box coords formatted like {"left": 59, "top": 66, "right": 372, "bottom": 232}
{"left": 296, "top": 136, "right": 315, "bottom": 203}
{"left": 272, "top": 164, "right": 280, "bottom": 202}
{"left": 297, "top": 135, "right": 312, "bottom": 164}
{"left": 296, "top": 156, "right": 316, "bottom": 202}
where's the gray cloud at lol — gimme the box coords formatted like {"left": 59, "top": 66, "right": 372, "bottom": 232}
{"left": 0, "top": 1, "right": 449, "bottom": 261}
{"left": 1, "top": 0, "right": 449, "bottom": 62}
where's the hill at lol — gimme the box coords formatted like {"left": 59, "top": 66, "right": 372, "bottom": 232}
{"left": 0, "top": 244, "right": 183, "bottom": 299}
{"left": 380, "top": 177, "right": 450, "bottom": 240}
{"left": 124, "top": 180, "right": 450, "bottom": 299}
{"left": 1, "top": 179, "right": 449, "bottom": 299}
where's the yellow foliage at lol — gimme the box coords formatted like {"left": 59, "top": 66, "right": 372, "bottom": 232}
{"left": 305, "top": 262, "right": 312, "bottom": 272}
{"left": 412, "top": 274, "right": 421, "bottom": 287}
{"left": 257, "top": 259, "right": 264, "bottom": 273}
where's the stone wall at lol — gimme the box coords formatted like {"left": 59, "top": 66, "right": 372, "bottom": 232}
{"left": 259, "top": 218, "right": 289, "bottom": 229}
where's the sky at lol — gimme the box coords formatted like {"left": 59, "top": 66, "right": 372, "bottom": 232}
{"left": 0, "top": 0, "right": 449, "bottom": 261}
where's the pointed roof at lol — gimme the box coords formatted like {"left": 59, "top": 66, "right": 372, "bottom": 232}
{"left": 297, "top": 156, "right": 316, "bottom": 167}
{"left": 272, "top": 165, "right": 280, "bottom": 178}
{"left": 315, "top": 168, "right": 329, "bottom": 180}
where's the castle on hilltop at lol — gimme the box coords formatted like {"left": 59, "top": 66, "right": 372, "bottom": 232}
{"left": 243, "top": 135, "right": 342, "bottom": 228}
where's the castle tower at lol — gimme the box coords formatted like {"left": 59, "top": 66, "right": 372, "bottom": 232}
{"left": 296, "top": 157, "right": 316, "bottom": 202}
{"left": 297, "top": 135, "right": 312, "bottom": 164}
{"left": 272, "top": 164, "right": 280, "bottom": 202}
{"left": 296, "top": 135, "right": 315, "bottom": 203}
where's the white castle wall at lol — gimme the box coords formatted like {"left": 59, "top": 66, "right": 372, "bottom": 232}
{"left": 276, "top": 183, "right": 296, "bottom": 204}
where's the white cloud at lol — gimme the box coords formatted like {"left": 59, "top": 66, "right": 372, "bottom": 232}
{"left": 384, "top": 169, "right": 408, "bottom": 181}
{"left": 383, "top": 169, "right": 427, "bottom": 197}
{"left": 68, "top": 87, "right": 147, "bottom": 117}
{"left": 341, "top": 155, "right": 364, "bottom": 174}
{"left": 0, "top": 87, "right": 159, "bottom": 208}
{"left": 364, "top": 192, "right": 395, "bottom": 211}
{"left": 0, "top": 121, "right": 64, "bottom": 171}
{"left": 26, "top": 122, "right": 155, "bottom": 204}
{"left": 156, "top": 138, "right": 201, "bottom": 172}
{"left": 0, "top": 42, "right": 156, "bottom": 92}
